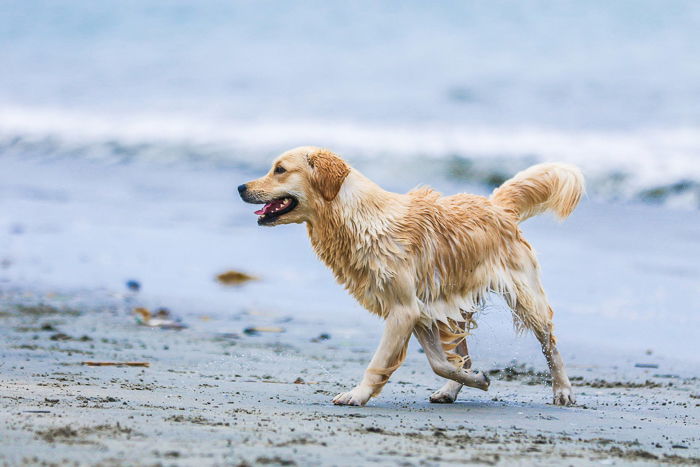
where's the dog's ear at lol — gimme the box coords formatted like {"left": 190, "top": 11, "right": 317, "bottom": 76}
{"left": 307, "top": 150, "right": 350, "bottom": 201}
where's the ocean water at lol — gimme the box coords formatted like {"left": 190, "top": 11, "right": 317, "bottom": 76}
{"left": 1, "top": 1, "right": 700, "bottom": 206}
{"left": 2, "top": 156, "right": 699, "bottom": 368}
{"left": 1, "top": 4, "right": 700, "bottom": 371}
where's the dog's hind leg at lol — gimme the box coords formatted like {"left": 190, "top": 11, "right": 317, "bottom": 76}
{"left": 414, "top": 322, "right": 489, "bottom": 394}
{"left": 429, "top": 323, "right": 470, "bottom": 403}
{"left": 535, "top": 324, "right": 575, "bottom": 406}
{"left": 430, "top": 322, "right": 472, "bottom": 404}
{"left": 509, "top": 254, "right": 575, "bottom": 406}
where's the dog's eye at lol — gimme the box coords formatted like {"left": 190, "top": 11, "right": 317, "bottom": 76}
{"left": 274, "top": 166, "right": 286, "bottom": 174}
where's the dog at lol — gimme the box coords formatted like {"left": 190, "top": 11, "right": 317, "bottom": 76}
{"left": 239, "top": 146, "right": 584, "bottom": 407}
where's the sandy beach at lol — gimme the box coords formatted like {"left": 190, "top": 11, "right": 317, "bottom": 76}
{"left": 1, "top": 285, "right": 699, "bottom": 466}
{"left": 1, "top": 158, "right": 699, "bottom": 466}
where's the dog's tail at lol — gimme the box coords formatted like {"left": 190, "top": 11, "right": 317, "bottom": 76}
{"left": 490, "top": 163, "right": 585, "bottom": 223}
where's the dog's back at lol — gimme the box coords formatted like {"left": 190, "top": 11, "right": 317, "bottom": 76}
{"left": 403, "top": 164, "right": 584, "bottom": 331}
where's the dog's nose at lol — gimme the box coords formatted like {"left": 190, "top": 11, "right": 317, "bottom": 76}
{"left": 237, "top": 184, "right": 247, "bottom": 195}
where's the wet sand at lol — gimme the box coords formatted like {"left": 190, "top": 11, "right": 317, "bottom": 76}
{"left": 1, "top": 287, "right": 698, "bottom": 466}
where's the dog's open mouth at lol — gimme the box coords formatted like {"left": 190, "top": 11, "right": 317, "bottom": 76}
{"left": 254, "top": 197, "right": 298, "bottom": 224}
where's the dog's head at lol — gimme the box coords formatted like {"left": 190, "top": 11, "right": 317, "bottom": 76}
{"left": 238, "top": 146, "right": 351, "bottom": 226}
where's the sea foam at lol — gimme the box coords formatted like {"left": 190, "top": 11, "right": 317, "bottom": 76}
{"left": 1, "top": 106, "right": 699, "bottom": 208}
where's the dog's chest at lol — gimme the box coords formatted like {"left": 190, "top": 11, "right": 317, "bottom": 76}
{"left": 309, "top": 219, "right": 407, "bottom": 313}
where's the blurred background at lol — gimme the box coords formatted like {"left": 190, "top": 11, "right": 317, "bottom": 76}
{"left": 1, "top": 1, "right": 699, "bottom": 365}
{"left": 2, "top": 0, "right": 700, "bottom": 200}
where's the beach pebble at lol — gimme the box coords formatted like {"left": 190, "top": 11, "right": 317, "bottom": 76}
{"left": 310, "top": 333, "right": 331, "bottom": 342}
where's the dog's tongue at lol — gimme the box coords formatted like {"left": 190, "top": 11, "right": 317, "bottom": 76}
{"left": 254, "top": 204, "right": 271, "bottom": 215}
{"left": 254, "top": 199, "right": 284, "bottom": 215}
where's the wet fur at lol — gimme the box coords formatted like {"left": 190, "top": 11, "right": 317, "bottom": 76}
{"left": 241, "top": 146, "right": 584, "bottom": 406}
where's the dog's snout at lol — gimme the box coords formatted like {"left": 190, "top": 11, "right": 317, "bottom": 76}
{"left": 237, "top": 184, "right": 248, "bottom": 196}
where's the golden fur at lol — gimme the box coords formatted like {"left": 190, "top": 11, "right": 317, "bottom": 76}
{"left": 240, "top": 146, "right": 584, "bottom": 406}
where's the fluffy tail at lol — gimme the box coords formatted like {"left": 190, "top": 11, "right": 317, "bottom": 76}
{"left": 490, "top": 163, "right": 585, "bottom": 223}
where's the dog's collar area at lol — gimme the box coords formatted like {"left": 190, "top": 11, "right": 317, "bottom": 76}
{"left": 255, "top": 196, "right": 298, "bottom": 224}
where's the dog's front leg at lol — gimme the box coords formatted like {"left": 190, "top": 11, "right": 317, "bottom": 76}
{"left": 332, "top": 303, "right": 418, "bottom": 406}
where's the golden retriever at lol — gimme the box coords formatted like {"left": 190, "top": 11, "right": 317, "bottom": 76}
{"left": 239, "top": 146, "right": 584, "bottom": 407}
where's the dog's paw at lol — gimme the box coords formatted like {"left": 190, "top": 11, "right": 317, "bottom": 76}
{"left": 472, "top": 370, "right": 490, "bottom": 391}
{"left": 332, "top": 386, "right": 372, "bottom": 406}
{"left": 456, "top": 369, "right": 490, "bottom": 391}
{"left": 552, "top": 386, "right": 575, "bottom": 406}
{"left": 429, "top": 381, "right": 462, "bottom": 403}
{"left": 429, "top": 389, "right": 457, "bottom": 404}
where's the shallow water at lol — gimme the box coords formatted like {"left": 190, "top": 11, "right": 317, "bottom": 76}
{"left": 1, "top": 157, "right": 698, "bottom": 372}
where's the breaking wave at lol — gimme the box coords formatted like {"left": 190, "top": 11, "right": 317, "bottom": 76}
{"left": 2, "top": 106, "right": 700, "bottom": 208}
